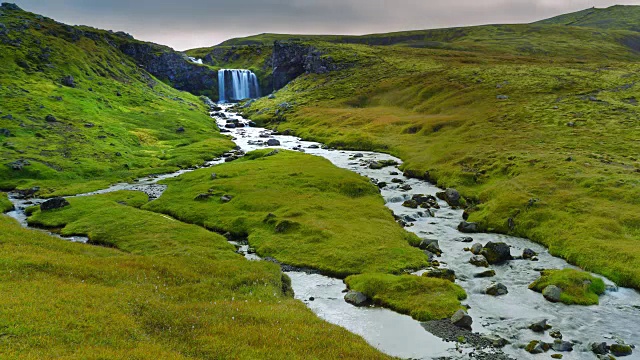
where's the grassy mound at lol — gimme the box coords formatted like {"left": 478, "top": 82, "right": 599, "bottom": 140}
{"left": 0, "top": 5, "right": 233, "bottom": 196}
{"left": 143, "top": 149, "right": 429, "bottom": 277}
{"left": 529, "top": 269, "right": 606, "bottom": 305}
{"left": 345, "top": 273, "right": 467, "bottom": 321}
{"left": 4, "top": 192, "right": 392, "bottom": 359}
{"left": 0, "top": 192, "right": 13, "bottom": 212}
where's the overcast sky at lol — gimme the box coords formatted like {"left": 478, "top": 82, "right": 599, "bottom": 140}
{"left": 10, "top": 0, "right": 640, "bottom": 50}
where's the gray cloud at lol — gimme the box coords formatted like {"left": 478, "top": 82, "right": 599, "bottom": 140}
{"left": 11, "top": 0, "right": 640, "bottom": 50}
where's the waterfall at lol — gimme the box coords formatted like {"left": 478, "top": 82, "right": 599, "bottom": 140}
{"left": 218, "top": 69, "right": 260, "bottom": 103}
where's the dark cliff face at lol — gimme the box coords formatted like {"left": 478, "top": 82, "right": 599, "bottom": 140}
{"left": 271, "top": 41, "right": 344, "bottom": 91}
{"left": 119, "top": 42, "right": 217, "bottom": 98}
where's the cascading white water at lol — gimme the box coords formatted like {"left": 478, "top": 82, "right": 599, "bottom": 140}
{"left": 218, "top": 69, "right": 260, "bottom": 103}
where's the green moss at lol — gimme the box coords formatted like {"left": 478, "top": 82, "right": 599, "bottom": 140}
{"left": 345, "top": 273, "right": 467, "bottom": 321}
{"left": 0, "top": 192, "right": 14, "bottom": 213}
{"left": 3, "top": 194, "right": 392, "bottom": 359}
{"left": 529, "top": 269, "right": 606, "bottom": 305}
{"left": 144, "top": 150, "right": 428, "bottom": 277}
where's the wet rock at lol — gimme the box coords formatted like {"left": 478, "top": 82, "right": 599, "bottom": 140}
{"left": 529, "top": 319, "right": 552, "bottom": 333}
{"left": 551, "top": 355, "right": 563, "bottom": 359}
{"left": 391, "top": 178, "right": 403, "bottom": 184}
{"left": 480, "top": 242, "right": 512, "bottom": 264}
{"left": 377, "top": 182, "right": 387, "bottom": 189}
{"left": 610, "top": 344, "right": 633, "bottom": 357}
{"left": 424, "top": 269, "right": 456, "bottom": 282}
{"left": 597, "top": 356, "right": 616, "bottom": 360}
{"left": 483, "top": 335, "right": 510, "bottom": 348}
{"left": 225, "top": 123, "right": 237, "bottom": 129}
{"left": 469, "top": 255, "right": 489, "bottom": 267}
{"left": 458, "top": 221, "right": 479, "bottom": 233}
{"left": 474, "top": 270, "right": 496, "bottom": 278}
{"left": 344, "top": 291, "right": 368, "bottom": 306}
{"left": 549, "top": 330, "right": 563, "bottom": 339}
{"left": 591, "top": 342, "right": 609, "bottom": 355}
{"left": 522, "top": 248, "right": 537, "bottom": 260}
{"left": 220, "top": 195, "right": 233, "bottom": 203}
{"left": 419, "top": 239, "right": 442, "bottom": 256}
{"left": 45, "top": 114, "right": 57, "bottom": 122}
{"left": 402, "top": 199, "right": 418, "bottom": 209}
{"left": 542, "top": 285, "right": 562, "bottom": 303}
{"left": 40, "top": 197, "right": 70, "bottom": 211}
{"left": 266, "top": 139, "right": 281, "bottom": 146}
{"left": 353, "top": 153, "right": 363, "bottom": 158}
{"left": 455, "top": 236, "right": 474, "bottom": 243}
{"left": 552, "top": 340, "right": 574, "bottom": 352}
{"left": 486, "top": 282, "right": 508, "bottom": 296}
{"left": 470, "top": 243, "right": 483, "bottom": 255}
{"left": 450, "top": 310, "right": 472, "bottom": 330}
{"left": 61, "top": 75, "right": 75, "bottom": 87}
{"left": 525, "top": 340, "right": 548, "bottom": 354}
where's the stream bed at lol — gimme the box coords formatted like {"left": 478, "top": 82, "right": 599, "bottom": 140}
{"left": 6, "top": 104, "right": 640, "bottom": 360}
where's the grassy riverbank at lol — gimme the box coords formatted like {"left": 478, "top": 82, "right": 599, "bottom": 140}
{"left": 3, "top": 192, "right": 394, "bottom": 359}
{"left": 239, "top": 28, "right": 640, "bottom": 288}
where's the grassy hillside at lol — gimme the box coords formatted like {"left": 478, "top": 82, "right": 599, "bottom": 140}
{"left": 0, "top": 4, "right": 232, "bottom": 196}
{"left": 537, "top": 5, "right": 640, "bottom": 33}
{"left": 239, "top": 26, "right": 640, "bottom": 289}
{"left": 1, "top": 193, "right": 393, "bottom": 359}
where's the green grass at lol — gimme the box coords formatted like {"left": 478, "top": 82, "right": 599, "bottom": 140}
{"left": 2, "top": 192, "right": 393, "bottom": 359}
{"left": 529, "top": 269, "right": 606, "bottom": 305}
{"left": 0, "top": 6, "right": 233, "bottom": 196}
{"left": 236, "top": 30, "right": 640, "bottom": 290}
{"left": 0, "top": 192, "right": 13, "bottom": 212}
{"left": 143, "top": 149, "right": 429, "bottom": 277}
{"left": 345, "top": 273, "right": 467, "bottom": 321}
{"left": 537, "top": 5, "right": 640, "bottom": 33}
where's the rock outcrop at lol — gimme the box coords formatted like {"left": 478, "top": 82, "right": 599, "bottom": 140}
{"left": 272, "top": 41, "right": 347, "bottom": 90}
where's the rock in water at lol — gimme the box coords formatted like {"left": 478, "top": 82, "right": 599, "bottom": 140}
{"left": 344, "top": 291, "right": 368, "bottom": 306}
{"left": 610, "top": 344, "right": 633, "bottom": 357}
{"left": 529, "top": 319, "right": 552, "bottom": 333}
{"left": 470, "top": 243, "right": 483, "bottom": 255}
{"left": 542, "top": 285, "right": 562, "bottom": 303}
{"left": 450, "top": 310, "right": 472, "bottom": 329}
{"left": 474, "top": 270, "right": 496, "bottom": 278}
{"left": 590, "top": 342, "right": 609, "bottom": 355}
{"left": 485, "top": 282, "right": 508, "bottom": 296}
{"left": 552, "top": 340, "right": 574, "bottom": 352}
{"left": 458, "top": 221, "right": 478, "bottom": 233}
{"left": 469, "top": 255, "right": 489, "bottom": 267}
{"left": 523, "top": 248, "right": 537, "bottom": 259}
{"left": 266, "top": 139, "right": 281, "bottom": 146}
{"left": 40, "top": 197, "right": 70, "bottom": 211}
{"left": 525, "top": 340, "right": 548, "bottom": 354}
{"left": 480, "top": 242, "right": 512, "bottom": 264}
{"left": 424, "top": 269, "right": 456, "bottom": 282}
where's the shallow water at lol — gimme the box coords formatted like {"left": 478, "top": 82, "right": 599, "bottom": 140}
{"left": 6, "top": 105, "right": 640, "bottom": 359}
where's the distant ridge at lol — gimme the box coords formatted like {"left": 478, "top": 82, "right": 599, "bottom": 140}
{"left": 536, "top": 5, "right": 640, "bottom": 32}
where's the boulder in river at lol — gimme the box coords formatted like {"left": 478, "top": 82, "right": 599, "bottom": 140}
{"left": 480, "top": 242, "right": 513, "bottom": 264}
{"left": 469, "top": 255, "right": 489, "bottom": 267}
{"left": 470, "top": 243, "right": 483, "bottom": 255}
{"left": 552, "top": 340, "right": 574, "bottom": 352}
{"left": 590, "top": 342, "right": 609, "bottom": 355}
{"left": 458, "top": 221, "right": 478, "bottom": 233}
{"left": 40, "top": 197, "right": 70, "bottom": 211}
{"left": 418, "top": 239, "right": 442, "bottom": 256}
{"left": 455, "top": 236, "right": 474, "bottom": 243}
{"left": 266, "top": 139, "right": 281, "bottom": 146}
{"left": 344, "top": 291, "right": 368, "bottom": 306}
{"left": 529, "top": 319, "right": 552, "bottom": 333}
{"left": 610, "top": 344, "right": 633, "bottom": 357}
{"left": 485, "top": 282, "right": 508, "bottom": 296}
{"left": 523, "top": 248, "right": 537, "bottom": 260}
{"left": 542, "top": 285, "right": 562, "bottom": 303}
{"left": 424, "top": 269, "right": 456, "bottom": 282}
{"left": 450, "top": 310, "right": 472, "bottom": 330}
{"left": 474, "top": 270, "right": 496, "bottom": 278}
{"left": 525, "top": 340, "right": 549, "bottom": 354}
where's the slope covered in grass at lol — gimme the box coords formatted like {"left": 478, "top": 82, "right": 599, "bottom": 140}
{"left": 4, "top": 192, "right": 392, "bottom": 359}
{"left": 236, "top": 26, "right": 640, "bottom": 289}
{"left": 144, "top": 149, "right": 429, "bottom": 277}
{"left": 0, "top": 4, "right": 233, "bottom": 196}
{"left": 537, "top": 5, "right": 640, "bottom": 33}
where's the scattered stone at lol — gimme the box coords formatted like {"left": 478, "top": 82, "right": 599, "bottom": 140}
{"left": 210, "top": 173, "right": 217, "bottom": 180}
{"left": 353, "top": 153, "right": 364, "bottom": 158}
{"left": 542, "top": 285, "right": 562, "bottom": 303}
{"left": 591, "top": 342, "right": 609, "bottom": 355}
{"left": 552, "top": 340, "right": 574, "bottom": 352}
{"left": 470, "top": 243, "right": 483, "bottom": 255}
{"left": 40, "top": 197, "right": 70, "bottom": 211}
{"left": 84, "top": 123, "right": 95, "bottom": 128}
{"left": 45, "top": 114, "right": 57, "bottom": 122}
{"left": 344, "top": 291, "right": 368, "bottom": 306}
{"left": 469, "top": 255, "right": 489, "bottom": 267}
{"left": 402, "top": 199, "right": 418, "bottom": 209}
{"left": 268, "top": 94, "right": 276, "bottom": 99}
{"left": 525, "top": 340, "right": 547, "bottom": 354}
{"left": 61, "top": 75, "right": 75, "bottom": 87}
{"left": 550, "top": 330, "right": 563, "bottom": 339}
{"left": 485, "top": 282, "right": 508, "bottom": 296}
{"left": 220, "top": 195, "right": 233, "bottom": 203}
{"left": 1, "top": 114, "right": 13, "bottom": 120}
{"left": 8, "top": 159, "right": 30, "bottom": 170}
{"left": 225, "top": 123, "right": 237, "bottom": 129}
{"left": 523, "top": 248, "right": 537, "bottom": 260}
{"left": 176, "top": 126, "right": 185, "bottom": 133}
{"left": 194, "top": 193, "right": 211, "bottom": 201}
{"left": 450, "top": 310, "right": 472, "bottom": 330}
{"left": 424, "top": 269, "right": 456, "bottom": 282}
{"left": 529, "top": 319, "right": 552, "bottom": 333}
{"left": 115, "top": 152, "right": 122, "bottom": 157}
{"left": 116, "top": 91, "right": 122, "bottom": 97}
{"left": 455, "top": 236, "right": 474, "bottom": 243}
{"left": 266, "top": 139, "right": 281, "bottom": 146}
{"left": 551, "top": 355, "right": 563, "bottom": 359}
{"left": 458, "top": 221, "right": 479, "bottom": 233}
{"left": 496, "top": 95, "right": 509, "bottom": 100}
{"left": 480, "top": 242, "right": 513, "bottom": 264}
{"left": 0, "top": 128, "right": 10, "bottom": 137}
{"left": 610, "top": 344, "right": 633, "bottom": 357}
{"left": 419, "top": 239, "right": 442, "bottom": 256}
{"left": 474, "top": 270, "right": 496, "bottom": 278}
